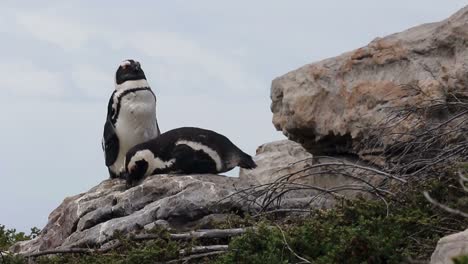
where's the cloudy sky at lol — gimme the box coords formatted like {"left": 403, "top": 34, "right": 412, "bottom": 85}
{"left": 1, "top": 1, "right": 467, "bottom": 232}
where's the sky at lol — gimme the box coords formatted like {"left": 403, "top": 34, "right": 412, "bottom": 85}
{"left": 0, "top": 1, "right": 467, "bottom": 232}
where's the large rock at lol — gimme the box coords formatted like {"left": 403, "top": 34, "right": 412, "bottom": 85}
{"left": 271, "top": 6, "right": 468, "bottom": 161}
{"left": 240, "top": 140, "right": 390, "bottom": 206}
{"left": 239, "top": 140, "right": 313, "bottom": 184}
{"left": 11, "top": 175, "right": 246, "bottom": 254}
{"left": 431, "top": 229, "right": 468, "bottom": 264}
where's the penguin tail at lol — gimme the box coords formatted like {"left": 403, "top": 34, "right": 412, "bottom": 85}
{"left": 239, "top": 153, "right": 257, "bottom": 170}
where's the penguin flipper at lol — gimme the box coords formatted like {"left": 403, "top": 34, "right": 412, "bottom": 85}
{"left": 103, "top": 119, "right": 119, "bottom": 167}
{"left": 150, "top": 90, "right": 161, "bottom": 136}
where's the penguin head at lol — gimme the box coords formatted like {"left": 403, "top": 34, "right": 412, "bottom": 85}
{"left": 125, "top": 152, "right": 149, "bottom": 188}
{"left": 115, "top": 59, "right": 146, "bottom": 85}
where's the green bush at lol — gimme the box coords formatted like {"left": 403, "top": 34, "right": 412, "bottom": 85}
{"left": 34, "top": 228, "right": 181, "bottom": 264}
{"left": 454, "top": 255, "right": 468, "bottom": 264}
{"left": 0, "top": 225, "right": 40, "bottom": 251}
{"left": 0, "top": 226, "right": 40, "bottom": 264}
{"left": 214, "top": 178, "right": 468, "bottom": 264}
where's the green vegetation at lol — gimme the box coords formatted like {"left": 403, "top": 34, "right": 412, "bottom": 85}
{"left": 454, "top": 255, "right": 468, "bottom": 264}
{"left": 1, "top": 227, "right": 182, "bottom": 264}
{"left": 35, "top": 231, "right": 181, "bottom": 264}
{"left": 215, "top": 181, "right": 460, "bottom": 264}
{"left": 212, "top": 167, "right": 468, "bottom": 263}
{"left": 0, "top": 225, "right": 40, "bottom": 251}
{"left": 0, "top": 226, "right": 40, "bottom": 264}
{"left": 2, "top": 174, "right": 467, "bottom": 263}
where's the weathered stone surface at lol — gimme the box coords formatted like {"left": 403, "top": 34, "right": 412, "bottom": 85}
{"left": 431, "top": 229, "right": 468, "bottom": 264}
{"left": 11, "top": 174, "right": 245, "bottom": 254}
{"left": 144, "top": 219, "right": 170, "bottom": 231}
{"left": 239, "top": 140, "right": 313, "bottom": 184}
{"left": 271, "top": 6, "right": 468, "bottom": 161}
{"left": 240, "top": 139, "right": 389, "bottom": 205}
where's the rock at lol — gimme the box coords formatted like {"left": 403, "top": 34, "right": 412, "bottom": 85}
{"left": 11, "top": 174, "right": 246, "bottom": 254}
{"left": 239, "top": 140, "right": 313, "bottom": 184}
{"left": 271, "top": 6, "right": 468, "bottom": 163}
{"left": 191, "top": 214, "right": 238, "bottom": 229}
{"left": 144, "top": 220, "right": 170, "bottom": 231}
{"left": 240, "top": 139, "right": 390, "bottom": 207}
{"left": 431, "top": 229, "right": 468, "bottom": 264}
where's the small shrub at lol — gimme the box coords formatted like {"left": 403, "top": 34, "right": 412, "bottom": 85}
{"left": 0, "top": 225, "right": 40, "bottom": 250}
{"left": 214, "top": 177, "right": 468, "bottom": 264}
{"left": 454, "top": 255, "right": 468, "bottom": 264}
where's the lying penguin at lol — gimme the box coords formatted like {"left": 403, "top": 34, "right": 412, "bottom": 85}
{"left": 124, "top": 127, "right": 257, "bottom": 187}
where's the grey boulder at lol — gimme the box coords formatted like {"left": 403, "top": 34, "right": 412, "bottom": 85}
{"left": 431, "top": 229, "right": 468, "bottom": 264}
{"left": 11, "top": 175, "right": 244, "bottom": 254}
{"left": 271, "top": 6, "right": 468, "bottom": 164}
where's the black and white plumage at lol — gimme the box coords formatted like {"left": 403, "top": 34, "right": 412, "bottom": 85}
{"left": 102, "top": 59, "right": 160, "bottom": 178}
{"left": 124, "top": 127, "right": 257, "bottom": 187}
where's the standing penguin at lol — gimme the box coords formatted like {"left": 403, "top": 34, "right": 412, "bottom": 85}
{"left": 124, "top": 127, "right": 257, "bottom": 186}
{"left": 102, "top": 59, "right": 160, "bottom": 178}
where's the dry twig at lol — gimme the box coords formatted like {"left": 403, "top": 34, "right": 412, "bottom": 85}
{"left": 179, "top": 245, "right": 228, "bottom": 256}
{"left": 423, "top": 191, "right": 468, "bottom": 218}
{"left": 166, "top": 251, "right": 226, "bottom": 264}
{"left": 275, "top": 224, "right": 311, "bottom": 264}
{"left": 23, "top": 228, "right": 249, "bottom": 259}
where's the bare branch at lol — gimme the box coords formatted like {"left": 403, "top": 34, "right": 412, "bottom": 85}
{"left": 23, "top": 228, "right": 250, "bottom": 259}
{"left": 458, "top": 170, "right": 468, "bottom": 192}
{"left": 275, "top": 224, "right": 311, "bottom": 264}
{"left": 166, "top": 251, "right": 226, "bottom": 264}
{"left": 423, "top": 191, "right": 468, "bottom": 218}
{"left": 179, "top": 245, "right": 228, "bottom": 256}
{"left": 168, "top": 228, "right": 247, "bottom": 241}
{"left": 253, "top": 208, "right": 314, "bottom": 218}
{"left": 25, "top": 248, "right": 96, "bottom": 258}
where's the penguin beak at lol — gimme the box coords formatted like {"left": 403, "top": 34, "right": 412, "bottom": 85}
{"left": 124, "top": 165, "right": 136, "bottom": 189}
{"left": 128, "top": 164, "right": 136, "bottom": 175}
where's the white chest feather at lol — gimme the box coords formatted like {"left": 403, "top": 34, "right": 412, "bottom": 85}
{"left": 111, "top": 88, "right": 159, "bottom": 174}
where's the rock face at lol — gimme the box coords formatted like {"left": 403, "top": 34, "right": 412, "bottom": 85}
{"left": 239, "top": 140, "right": 313, "bottom": 184}
{"left": 431, "top": 229, "right": 468, "bottom": 264}
{"left": 11, "top": 175, "right": 246, "bottom": 254}
{"left": 271, "top": 6, "right": 468, "bottom": 161}
{"left": 240, "top": 139, "right": 390, "bottom": 208}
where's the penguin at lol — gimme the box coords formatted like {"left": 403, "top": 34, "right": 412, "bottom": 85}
{"left": 124, "top": 127, "right": 257, "bottom": 187}
{"left": 102, "top": 59, "right": 160, "bottom": 178}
